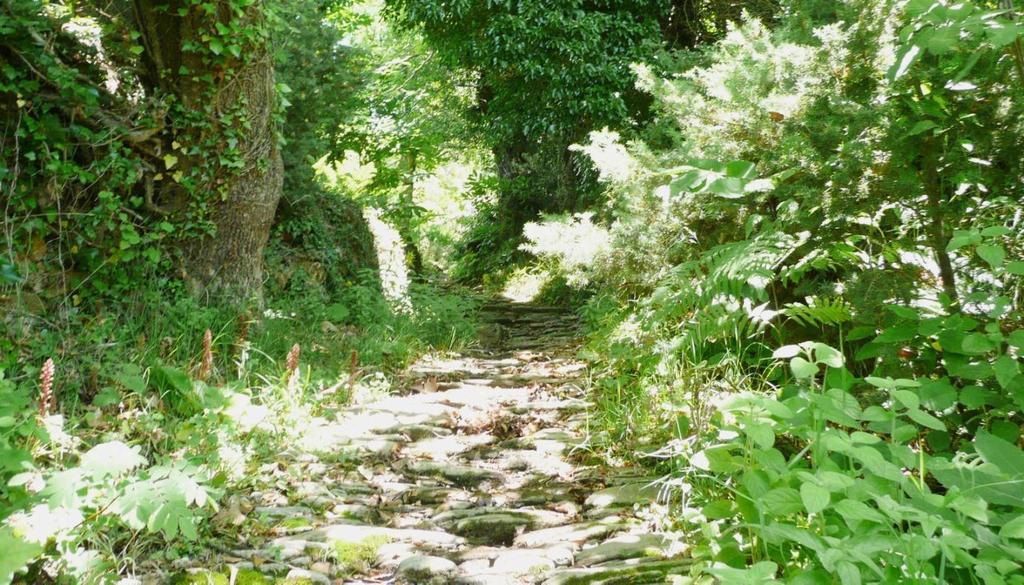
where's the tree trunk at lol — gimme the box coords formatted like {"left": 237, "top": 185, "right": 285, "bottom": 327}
{"left": 921, "top": 135, "right": 958, "bottom": 305}
{"left": 402, "top": 148, "right": 424, "bottom": 274}
{"left": 133, "top": 0, "right": 282, "bottom": 300}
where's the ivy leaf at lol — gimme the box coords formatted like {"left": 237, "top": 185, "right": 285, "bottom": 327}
{"left": 824, "top": 366, "right": 856, "bottom": 391}
{"left": 691, "top": 445, "right": 742, "bottom": 473}
{"left": 668, "top": 171, "right": 704, "bottom": 196}
{"left": 208, "top": 37, "right": 224, "bottom": 55}
{"left": 977, "top": 244, "right": 1005, "bottom": 268}
{"left": 892, "top": 390, "right": 920, "bottom": 410}
{"left": 924, "top": 27, "right": 959, "bottom": 54}
{"left": 946, "top": 230, "right": 977, "bottom": 252}
{"left": 993, "top": 356, "right": 1020, "bottom": 389}
{"left": 0, "top": 527, "right": 44, "bottom": 585}
{"left": 800, "top": 483, "right": 830, "bottom": 514}
{"left": 919, "top": 378, "right": 958, "bottom": 411}
{"left": 981, "top": 226, "right": 1011, "bottom": 237}
{"left": 1010, "top": 330, "right": 1024, "bottom": 350}
{"left": 760, "top": 488, "right": 804, "bottom": 515}
{"left": 987, "top": 22, "right": 1022, "bottom": 48}
{"left": 876, "top": 324, "right": 917, "bottom": 342}
{"left": 1000, "top": 515, "right": 1024, "bottom": 539}
{"left": 836, "top": 561, "right": 862, "bottom": 585}
{"left": 80, "top": 441, "right": 148, "bottom": 478}
{"left": 163, "top": 154, "right": 179, "bottom": 170}
{"left": 773, "top": 345, "right": 801, "bottom": 359}
{"left": 707, "top": 176, "right": 745, "bottom": 199}
{"left": 906, "top": 120, "right": 937, "bottom": 137}
{"left": 905, "top": 407, "right": 946, "bottom": 431}
{"left": 745, "top": 423, "right": 775, "bottom": 449}
{"left": 812, "top": 343, "right": 844, "bottom": 368}
{"left": 961, "top": 333, "right": 995, "bottom": 355}
{"left": 834, "top": 499, "right": 886, "bottom": 524}
{"left": 705, "top": 561, "right": 779, "bottom": 584}
{"left": 975, "top": 431, "right": 1024, "bottom": 476}
{"left": 325, "top": 303, "right": 350, "bottom": 323}
{"left": 725, "top": 160, "right": 757, "bottom": 179}
{"left": 114, "top": 364, "right": 147, "bottom": 394}
{"left": 889, "top": 43, "right": 922, "bottom": 80}
{"left": 790, "top": 357, "right": 818, "bottom": 379}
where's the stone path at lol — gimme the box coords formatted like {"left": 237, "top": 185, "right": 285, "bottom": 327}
{"left": 181, "top": 300, "right": 689, "bottom": 584}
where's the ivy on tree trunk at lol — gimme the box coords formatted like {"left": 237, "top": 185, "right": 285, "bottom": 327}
{"left": 133, "top": 0, "right": 283, "bottom": 300}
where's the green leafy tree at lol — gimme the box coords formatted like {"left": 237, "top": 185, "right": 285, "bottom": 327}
{"left": 383, "top": 0, "right": 673, "bottom": 279}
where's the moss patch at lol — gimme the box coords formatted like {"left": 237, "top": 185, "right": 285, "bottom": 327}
{"left": 236, "top": 569, "right": 272, "bottom": 585}
{"left": 171, "top": 569, "right": 276, "bottom": 585}
{"left": 332, "top": 535, "right": 391, "bottom": 577}
{"left": 170, "top": 571, "right": 229, "bottom": 585}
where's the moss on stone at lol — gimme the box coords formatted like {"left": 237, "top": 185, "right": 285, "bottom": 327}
{"left": 169, "top": 571, "right": 230, "bottom": 585}
{"left": 171, "top": 568, "right": 276, "bottom": 585}
{"left": 276, "top": 517, "right": 313, "bottom": 529}
{"left": 332, "top": 534, "right": 391, "bottom": 577}
{"left": 235, "top": 569, "right": 272, "bottom": 585}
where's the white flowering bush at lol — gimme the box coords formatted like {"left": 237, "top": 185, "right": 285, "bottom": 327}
{"left": 520, "top": 213, "right": 612, "bottom": 287}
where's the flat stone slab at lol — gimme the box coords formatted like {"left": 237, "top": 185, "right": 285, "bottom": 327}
{"left": 515, "top": 519, "right": 626, "bottom": 548}
{"left": 541, "top": 558, "right": 694, "bottom": 585}
{"left": 273, "top": 523, "right": 465, "bottom": 549}
{"left": 335, "top": 436, "right": 402, "bottom": 458}
{"left": 576, "top": 533, "right": 671, "bottom": 566}
{"left": 433, "top": 507, "right": 569, "bottom": 545}
{"left": 513, "top": 483, "right": 578, "bottom": 507}
{"left": 405, "top": 433, "right": 496, "bottom": 459}
{"left": 436, "top": 511, "right": 535, "bottom": 546}
{"left": 388, "top": 423, "right": 453, "bottom": 441}
{"left": 402, "top": 486, "right": 460, "bottom": 505}
{"left": 492, "top": 548, "right": 559, "bottom": 572}
{"left": 329, "top": 502, "right": 378, "bottom": 523}
{"left": 521, "top": 429, "right": 586, "bottom": 449}
{"left": 433, "top": 506, "right": 568, "bottom": 528}
{"left": 286, "top": 567, "right": 330, "bottom": 585}
{"left": 425, "top": 385, "right": 534, "bottom": 406}
{"left": 253, "top": 505, "right": 312, "bottom": 517}
{"left": 397, "top": 555, "right": 458, "bottom": 584}
{"left": 404, "top": 461, "right": 501, "bottom": 487}
{"left": 584, "top": 482, "right": 662, "bottom": 511}
{"left": 454, "top": 548, "right": 560, "bottom": 582}
{"left": 510, "top": 398, "right": 590, "bottom": 414}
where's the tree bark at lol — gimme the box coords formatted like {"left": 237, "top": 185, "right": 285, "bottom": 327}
{"left": 402, "top": 148, "right": 424, "bottom": 274}
{"left": 133, "top": 0, "right": 282, "bottom": 300}
{"left": 921, "top": 135, "right": 958, "bottom": 305}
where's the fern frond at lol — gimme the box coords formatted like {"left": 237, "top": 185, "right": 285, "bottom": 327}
{"left": 783, "top": 296, "right": 852, "bottom": 328}
{"left": 779, "top": 241, "right": 861, "bottom": 287}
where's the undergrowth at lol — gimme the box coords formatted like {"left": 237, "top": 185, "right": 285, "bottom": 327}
{"left": 0, "top": 272, "right": 477, "bottom": 582}
{"left": 525, "top": 1, "right": 1024, "bottom": 583}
